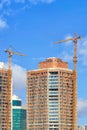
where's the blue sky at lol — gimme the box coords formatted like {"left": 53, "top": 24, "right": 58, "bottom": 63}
{"left": 0, "top": 0, "right": 87, "bottom": 126}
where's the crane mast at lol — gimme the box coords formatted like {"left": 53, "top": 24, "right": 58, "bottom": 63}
{"left": 54, "top": 33, "right": 81, "bottom": 71}
{"left": 54, "top": 33, "right": 81, "bottom": 130}
{"left": 4, "top": 47, "right": 25, "bottom": 70}
{"left": 4, "top": 47, "right": 25, "bottom": 130}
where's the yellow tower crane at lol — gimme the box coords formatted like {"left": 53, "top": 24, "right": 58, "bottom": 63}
{"left": 54, "top": 33, "right": 82, "bottom": 130}
{"left": 4, "top": 47, "right": 25, "bottom": 130}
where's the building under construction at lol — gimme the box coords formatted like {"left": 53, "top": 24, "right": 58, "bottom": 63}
{"left": 27, "top": 57, "right": 76, "bottom": 130}
{"left": 0, "top": 63, "right": 12, "bottom": 130}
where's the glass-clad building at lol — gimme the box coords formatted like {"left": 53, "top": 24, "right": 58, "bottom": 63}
{"left": 12, "top": 95, "right": 26, "bottom": 130}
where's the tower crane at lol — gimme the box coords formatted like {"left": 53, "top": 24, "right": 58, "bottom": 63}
{"left": 4, "top": 47, "right": 25, "bottom": 70}
{"left": 4, "top": 47, "right": 25, "bottom": 130}
{"left": 54, "top": 33, "right": 81, "bottom": 71}
{"left": 54, "top": 33, "right": 82, "bottom": 130}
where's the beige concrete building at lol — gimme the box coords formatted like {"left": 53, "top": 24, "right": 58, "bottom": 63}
{"left": 0, "top": 63, "right": 12, "bottom": 130}
{"left": 78, "top": 126, "right": 87, "bottom": 130}
{"left": 27, "top": 57, "right": 76, "bottom": 130}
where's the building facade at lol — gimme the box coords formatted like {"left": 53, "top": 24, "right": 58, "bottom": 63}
{"left": 78, "top": 126, "right": 87, "bottom": 130}
{"left": 27, "top": 57, "right": 76, "bottom": 130}
{"left": 12, "top": 95, "right": 26, "bottom": 130}
{"left": 0, "top": 63, "right": 12, "bottom": 130}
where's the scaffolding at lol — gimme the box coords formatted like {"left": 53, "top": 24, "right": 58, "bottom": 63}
{"left": 27, "top": 58, "right": 74, "bottom": 130}
{"left": 0, "top": 69, "right": 12, "bottom": 130}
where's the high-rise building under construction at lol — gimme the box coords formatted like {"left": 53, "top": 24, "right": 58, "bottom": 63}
{"left": 0, "top": 63, "right": 12, "bottom": 130}
{"left": 27, "top": 57, "right": 76, "bottom": 130}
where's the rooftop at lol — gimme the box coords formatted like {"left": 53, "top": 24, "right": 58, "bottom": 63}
{"left": 39, "top": 57, "right": 68, "bottom": 69}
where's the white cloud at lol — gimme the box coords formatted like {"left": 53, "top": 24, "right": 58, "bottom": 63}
{"left": 4, "top": 63, "right": 26, "bottom": 105}
{"left": 0, "top": 0, "right": 55, "bottom": 27}
{"left": 4, "top": 63, "right": 26, "bottom": 90}
{"left": 0, "top": 0, "right": 55, "bottom": 8}
{"left": 78, "top": 99, "right": 87, "bottom": 117}
{"left": 0, "top": 18, "right": 8, "bottom": 29}
{"left": 12, "top": 64, "right": 26, "bottom": 90}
